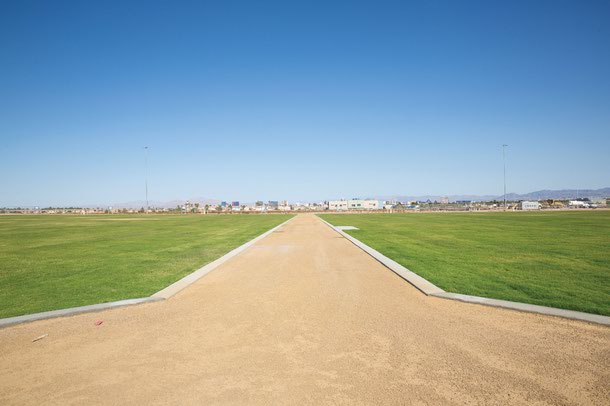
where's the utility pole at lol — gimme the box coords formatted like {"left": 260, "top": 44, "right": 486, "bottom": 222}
{"left": 502, "top": 144, "right": 508, "bottom": 211}
{"left": 144, "top": 146, "right": 149, "bottom": 213}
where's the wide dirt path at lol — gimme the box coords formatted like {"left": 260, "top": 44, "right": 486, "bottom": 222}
{"left": 1, "top": 214, "right": 609, "bottom": 405}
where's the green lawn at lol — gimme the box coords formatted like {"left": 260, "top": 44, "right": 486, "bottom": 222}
{"left": 0, "top": 214, "right": 291, "bottom": 318}
{"left": 320, "top": 211, "right": 610, "bottom": 316}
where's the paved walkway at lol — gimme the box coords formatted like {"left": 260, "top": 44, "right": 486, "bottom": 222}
{"left": 1, "top": 214, "right": 609, "bottom": 405}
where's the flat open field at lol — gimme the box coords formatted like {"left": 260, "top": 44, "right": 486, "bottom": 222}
{"left": 0, "top": 214, "right": 291, "bottom": 318}
{"left": 320, "top": 211, "right": 610, "bottom": 316}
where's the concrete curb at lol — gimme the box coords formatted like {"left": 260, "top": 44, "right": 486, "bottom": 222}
{"left": 0, "top": 297, "right": 163, "bottom": 329}
{"left": 0, "top": 215, "right": 295, "bottom": 329}
{"left": 317, "top": 215, "right": 610, "bottom": 327}
{"left": 431, "top": 292, "right": 610, "bottom": 326}
{"left": 318, "top": 217, "right": 444, "bottom": 295}
{"left": 152, "top": 215, "right": 295, "bottom": 299}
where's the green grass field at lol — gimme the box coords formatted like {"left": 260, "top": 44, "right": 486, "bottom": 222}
{"left": 320, "top": 211, "right": 610, "bottom": 316}
{"left": 0, "top": 214, "right": 291, "bottom": 318}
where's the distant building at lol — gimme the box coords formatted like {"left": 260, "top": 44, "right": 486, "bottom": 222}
{"left": 278, "top": 200, "right": 291, "bottom": 211}
{"left": 347, "top": 199, "right": 363, "bottom": 209}
{"left": 520, "top": 201, "right": 540, "bottom": 210}
{"left": 328, "top": 200, "right": 348, "bottom": 211}
{"left": 363, "top": 200, "right": 380, "bottom": 210}
{"left": 440, "top": 196, "right": 449, "bottom": 204}
{"left": 268, "top": 201, "right": 279, "bottom": 209}
{"left": 220, "top": 201, "right": 227, "bottom": 208}
{"left": 569, "top": 200, "right": 588, "bottom": 208}
{"left": 591, "top": 198, "right": 607, "bottom": 207}
{"left": 347, "top": 199, "right": 380, "bottom": 210}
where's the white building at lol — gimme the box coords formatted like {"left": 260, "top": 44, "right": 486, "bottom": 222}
{"left": 347, "top": 199, "right": 363, "bottom": 209}
{"left": 328, "top": 200, "right": 348, "bottom": 211}
{"left": 520, "top": 201, "right": 540, "bottom": 210}
{"left": 363, "top": 200, "right": 380, "bottom": 210}
{"left": 569, "top": 200, "right": 589, "bottom": 208}
{"left": 327, "top": 199, "right": 382, "bottom": 210}
{"left": 348, "top": 199, "right": 380, "bottom": 210}
{"left": 591, "top": 198, "right": 607, "bottom": 207}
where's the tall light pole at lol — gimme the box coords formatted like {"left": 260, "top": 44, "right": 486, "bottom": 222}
{"left": 144, "top": 146, "right": 149, "bottom": 213}
{"left": 502, "top": 144, "right": 508, "bottom": 211}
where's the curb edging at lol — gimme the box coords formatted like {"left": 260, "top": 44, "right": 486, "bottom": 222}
{"left": 0, "top": 215, "right": 295, "bottom": 329}
{"left": 431, "top": 292, "right": 610, "bottom": 326}
{"left": 0, "top": 297, "right": 163, "bottom": 329}
{"left": 152, "top": 216, "right": 295, "bottom": 299}
{"left": 317, "top": 217, "right": 444, "bottom": 295}
{"left": 317, "top": 215, "right": 610, "bottom": 327}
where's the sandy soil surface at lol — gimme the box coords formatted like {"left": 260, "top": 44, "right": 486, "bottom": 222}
{"left": 1, "top": 214, "right": 609, "bottom": 405}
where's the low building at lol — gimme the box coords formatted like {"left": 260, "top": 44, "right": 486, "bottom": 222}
{"left": 363, "top": 200, "right": 380, "bottom": 210}
{"left": 591, "top": 198, "right": 607, "bottom": 207}
{"left": 520, "top": 201, "right": 540, "bottom": 210}
{"left": 328, "top": 200, "right": 348, "bottom": 211}
{"left": 348, "top": 199, "right": 380, "bottom": 210}
{"left": 569, "top": 200, "right": 588, "bottom": 208}
{"left": 348, "top": 199, "right": 364, "bottom": 209}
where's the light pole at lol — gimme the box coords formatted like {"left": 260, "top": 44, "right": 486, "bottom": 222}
{"left": 144, "top": 146, "right": 149, "bottom": 213}
{"left": 502, "top": 144, "right": 508, "bottom": 211}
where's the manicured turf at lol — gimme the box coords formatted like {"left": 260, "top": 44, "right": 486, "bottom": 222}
{"left": 0, "top": 214, "right": 291, "bottom": 318}
{"left": 320, "top": 211, "right": 610, "bottom": 316}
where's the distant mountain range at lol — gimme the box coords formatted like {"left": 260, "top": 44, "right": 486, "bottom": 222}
{"left": 378, "top": 188, "right": 610, "bottom": 203}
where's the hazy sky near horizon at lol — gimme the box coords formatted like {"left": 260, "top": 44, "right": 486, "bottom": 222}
{"left": 1, "top": 0, "right": 609, "bottom": 206}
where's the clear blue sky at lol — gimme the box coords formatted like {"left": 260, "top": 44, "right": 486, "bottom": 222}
{"left": 1, "top": 0, "right": 609, "bottom": 206}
